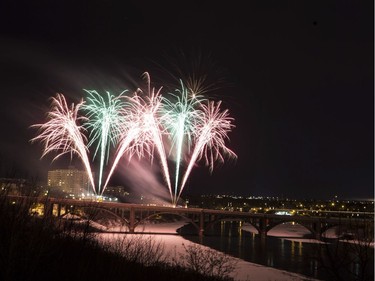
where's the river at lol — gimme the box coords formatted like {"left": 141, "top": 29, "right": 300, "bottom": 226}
{"left": 177, "top": 221, "right": 374, "bottom": 281}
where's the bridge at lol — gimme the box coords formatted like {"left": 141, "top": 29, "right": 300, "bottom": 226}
{"left": 5, "top": 195, "right": 374, "bottom": 240}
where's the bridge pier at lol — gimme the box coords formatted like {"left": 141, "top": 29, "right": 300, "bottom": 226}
{"left": 129, "top": 207, "right": 135, "bottom": 233}
{"left": 313, "top": 220, "right": 322, "bottom": 240}
{"left": 259, "top": 217, "right": 268, "bottom": 240}
{"left": 199, "top": 211, "right": 204, "bottom": 236}
{"left": 260, "top": 230, "right": 267, "bottom": 240}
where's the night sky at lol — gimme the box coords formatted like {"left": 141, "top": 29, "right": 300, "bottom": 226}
{"left": 0, "top": 1, "right": 373, "bottom": 200}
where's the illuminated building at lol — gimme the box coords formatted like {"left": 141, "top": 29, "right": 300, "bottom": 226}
{"left": 47, "top": 166, "right": 92, "bottom": 194}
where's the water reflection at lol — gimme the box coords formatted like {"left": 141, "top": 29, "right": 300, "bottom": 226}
{"left": 238, "top": 221, "right": 242, "bottom": 257}
{"left": 310, "top": 260, "right": 318, "bottom": 277}
{"left": 291, "top": 240, "right": 295, "bottom": 257}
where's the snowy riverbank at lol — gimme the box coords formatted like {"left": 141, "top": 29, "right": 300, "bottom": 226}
{"left": 96, "top": 220, "right": 322, "bottom": 281}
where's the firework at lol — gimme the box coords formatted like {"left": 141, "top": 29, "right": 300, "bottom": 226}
{"left": 81, "top": 89, "right": 128, "bottom": 194}
{"left": 101, "top": 92, "right": 143, "bottom": 194}
{"left": 103, "top": 73, "right": 173, "bottom": 200}
{"left": 30, "top": 93, "right": 96, "bottom": 194}
{"left": 161, "top": 80, "right": 206, "bottom": 204}
{"left": 31, "top": 72, "right": 237, "bottom": 205}
{"left": 177, "top": 100, "right": 237, "bottom": 202}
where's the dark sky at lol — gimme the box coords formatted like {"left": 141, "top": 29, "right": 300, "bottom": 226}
{"left": 0, "top": 1, "right": 373, "bottom": 200}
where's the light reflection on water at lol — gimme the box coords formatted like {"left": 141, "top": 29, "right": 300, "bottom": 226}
{"left": 178, "top": 221, "right": 373, "bottom": 281}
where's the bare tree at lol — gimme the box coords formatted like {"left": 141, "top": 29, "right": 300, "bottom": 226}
{"left": 173, "top": 243, "right": 237, "bottom": 280}
{"left": 313, "top": 218, "right": 374, "bottom": 281}
{"left": 100, "top": 234, "right": 167, "bottom": 266}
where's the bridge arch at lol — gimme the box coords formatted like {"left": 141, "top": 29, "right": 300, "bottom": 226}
{"left": 58, "top": 205, "right": 130, "bottom": 230}
{"left": 320, "top": 223, "right": 342, "bottom": 238}
{"left": 135, "top": 212, "right": 200, "bottom": 233}
{"left": 204, "top": 217, "right": 261, "bottom": 235}
{"left": 266, "top": 220, "right": 315, "bottom": 237}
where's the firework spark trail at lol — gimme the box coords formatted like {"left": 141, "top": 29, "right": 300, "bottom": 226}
{"left": 177, "top": 100, "right": 237, "bottom": 202}
{"left": 30, "top": 94, "right": 96, "bottom": 194}
{"left": 135, "top": 73, "right": 173, "bottom": 202}
{"left": 102, "top": 127, "right": 141, "bottom": 194}
{"left": 101, "top": 94, "right": 143, "bottom": 194}
{"left": 82, "top": 90, "right": 128, "bottom": 194}
{"left": 103, "top": 73, "right": 173, "bottom": 201}
{"left": 161, "top": 80, "right": 205, "bottom": 205}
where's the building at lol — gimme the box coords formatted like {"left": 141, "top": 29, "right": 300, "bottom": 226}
{"left": 47, "top": 166, "right": 92, "bottom": 194}
{"left": 103, "top": 185, "right": 129, "bottom": 197}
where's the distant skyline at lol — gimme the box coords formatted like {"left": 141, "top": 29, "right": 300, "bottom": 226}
{"left": 0, "top": 1, "right": 373, "bottom": 200}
